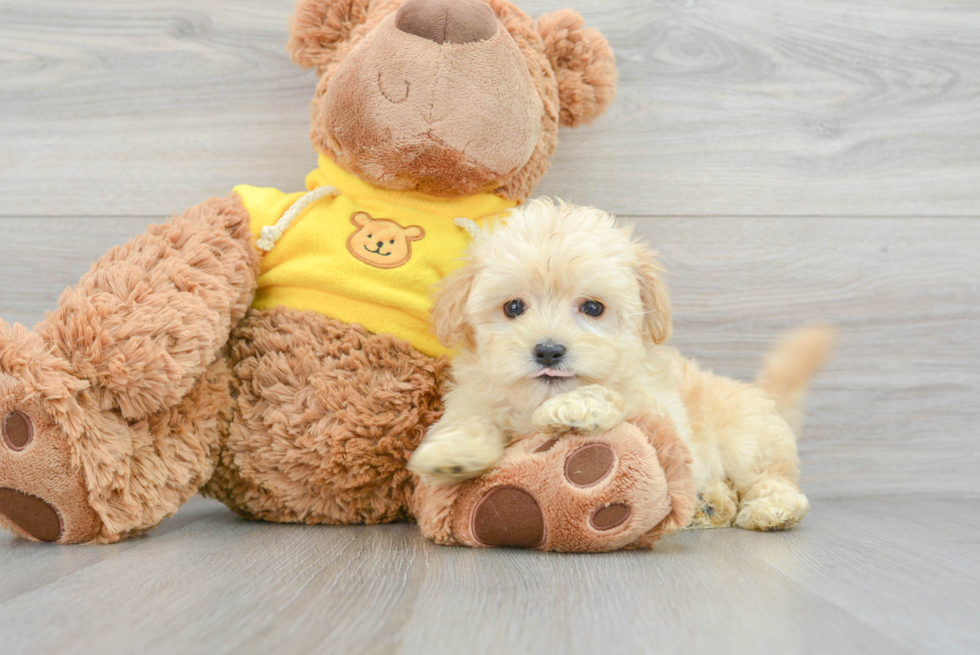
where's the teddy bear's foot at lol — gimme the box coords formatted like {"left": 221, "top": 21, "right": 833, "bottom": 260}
{"left": 0, "top": 333, "right": 103, "bottom": 543}
{"left": 0, "top": 321, "right": 235, "bottom": 544}
{"left": 415, "top": 418, "right": 695, "bottom": 553}
{"left": 0, "top": 407, "right": 103, "bottom": 543}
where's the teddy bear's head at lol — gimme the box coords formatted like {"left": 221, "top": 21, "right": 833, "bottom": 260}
{"left": 288, "top": 0, "right": 616, "bottom": 200}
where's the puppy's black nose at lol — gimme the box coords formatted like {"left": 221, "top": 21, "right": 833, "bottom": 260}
{"left": 534, "top": 343, "right": 567, "bottom": 366}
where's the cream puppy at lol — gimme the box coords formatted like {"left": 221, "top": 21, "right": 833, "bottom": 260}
{"left": 409, "top": 199, "right": 831, "bottom": 530}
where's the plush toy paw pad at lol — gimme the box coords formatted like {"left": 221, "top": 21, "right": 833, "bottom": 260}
{"left": 445, "top": 427, "right": 674, "bottom": 552}
{"left": 0, "top": 488, "right": 62, "bottom": 542}
{"left": 533, "top": 438, "right": 559, "bottom": 453}
{"left": 2, "top": 410, "right": 34, "bottom": 451}
{"left": 591, "top": 503, "right": 631, "bottom": 531}
{"left": 0, "top": 396, "right": 103, "bottom": 544}
{"left": 564, "top": 443, "right": 615, "bottom": 487}
{"left": 472, "top": 486, "right": 545, "bottom": 548}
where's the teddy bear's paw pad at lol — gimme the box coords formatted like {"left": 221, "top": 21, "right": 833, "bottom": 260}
{"left": 472, "top": 485, "right": 545, "bottom": 548}
{"left": 533, "top": 438, "right": 560, "bottom": 453}
{"left": 0, "top": 488, "right": 62, "bottom": 542}
{"left": 591, "top": 503, "right": 631, "bottom": 531}
{"left": 564, "top": 443, "right": 615, "bottom": 488}
{"left": 2, "top": 411, "right": 34, "bottom": 451}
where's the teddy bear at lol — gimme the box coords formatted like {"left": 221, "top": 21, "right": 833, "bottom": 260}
{"left": 0, "top": 0, "right": 694, "bottom": 551}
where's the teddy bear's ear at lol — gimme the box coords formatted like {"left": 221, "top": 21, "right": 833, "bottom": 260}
{"left": 287, "top": 0, "right": 372, "bottom": 73}
{"left": 537, "top": 9, "right": 617, "bottom": 128}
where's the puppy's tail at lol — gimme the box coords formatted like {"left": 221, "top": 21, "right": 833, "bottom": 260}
{"left": 756, "top": 325, "right": 836, "bottom": 436}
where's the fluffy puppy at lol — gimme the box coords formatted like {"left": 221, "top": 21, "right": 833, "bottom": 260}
{"left": 409, "top": 199, "right": 832, "bottom": 530}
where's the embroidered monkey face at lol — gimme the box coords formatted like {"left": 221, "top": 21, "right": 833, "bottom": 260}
{"left": 346, "top": 212, "right": 425, "bottom": 269}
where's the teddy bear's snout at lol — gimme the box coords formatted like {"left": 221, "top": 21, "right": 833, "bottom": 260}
{"left": 395, "top": 0, "right": 498, "bottom": 45}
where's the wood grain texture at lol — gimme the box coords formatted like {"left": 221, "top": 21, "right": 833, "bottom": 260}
{"left": 632, "top": 216, "right": 980, "bottom": 499}
{"left": 0, "top": 497, "right": 976, "bottom": 655}
{"left": 0, "top": 216, "right": 975, "bottom": 498}
{"left": 1, "top": 0, "right": 980, "bottom": 216}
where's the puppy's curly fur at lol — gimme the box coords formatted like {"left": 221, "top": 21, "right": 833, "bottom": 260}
{"left": 409, "top": 199, "right": 833, "bottom": 531}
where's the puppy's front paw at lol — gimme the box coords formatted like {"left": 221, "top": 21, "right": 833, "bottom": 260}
{"left": 532, "top": 385, "right": 625, "bottom": 434}
{"left": 408, "top": 427, "right": 504, "bottom": 484}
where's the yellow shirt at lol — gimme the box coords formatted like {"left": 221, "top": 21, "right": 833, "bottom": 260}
{"left": 234, "top": 155, "right": 516, "bottom": 358}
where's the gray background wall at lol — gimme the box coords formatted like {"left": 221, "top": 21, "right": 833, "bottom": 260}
{"left": 1, "top": 0, "right": 977, "bottom": 499}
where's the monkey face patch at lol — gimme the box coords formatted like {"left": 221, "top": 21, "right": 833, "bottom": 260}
{"left": 346, "top": 211, "right": 425, "bottom": 269}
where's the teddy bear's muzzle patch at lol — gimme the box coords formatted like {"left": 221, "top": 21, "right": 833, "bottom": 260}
{"left": 396, "top": 0, "right": 498, "bottom": 46}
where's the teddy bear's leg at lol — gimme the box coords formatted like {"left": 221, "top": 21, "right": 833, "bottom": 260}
{"left": 413, "top": 415, "right": 696, "bottom": 553}
{"left": 0, "top": 196, "right": 258, "bottom": 543}
{"left": 203, "top": 306, "right": 448, "bottom": 525}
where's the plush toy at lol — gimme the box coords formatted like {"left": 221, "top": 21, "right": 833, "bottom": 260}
{"left": 0, "top": 0, "right": 693, "bottom": 551}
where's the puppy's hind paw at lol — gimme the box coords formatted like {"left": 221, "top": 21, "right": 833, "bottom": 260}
{"left": 735, "top": 491, "right": 810, "bottom": 531}
{"left": 688, "top": 481, "right": 738, "bottom": 530}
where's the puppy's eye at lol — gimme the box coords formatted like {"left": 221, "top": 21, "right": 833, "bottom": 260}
{"left": 503, "top": 299, "right": 526, "bottom": 319}
{"left": 580, "top": 300, "right": 605, "bottom": 317}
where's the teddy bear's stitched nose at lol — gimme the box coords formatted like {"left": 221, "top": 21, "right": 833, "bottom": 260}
{"left": 395, "top": 0, "right": 498, "bottom": 45}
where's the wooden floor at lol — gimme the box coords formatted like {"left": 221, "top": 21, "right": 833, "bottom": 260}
{"left": 1, "top": 0, "right": 979, "bottom": 652}
{"left": 0, "top": 497, "right": 976, "bottom": 655}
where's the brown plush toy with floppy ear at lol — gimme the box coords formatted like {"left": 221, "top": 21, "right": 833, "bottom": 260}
{"left": 0, "top": 0, "right": 692, "bottom": 552}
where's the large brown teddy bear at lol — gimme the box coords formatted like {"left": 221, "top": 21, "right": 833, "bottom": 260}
{"left": 0, "top": 0, "right": 694, "bottom": 551}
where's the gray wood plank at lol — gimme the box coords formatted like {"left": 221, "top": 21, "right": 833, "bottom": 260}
{"left": 724, "top": 499, "right": 980, "bottom": 653}
{"left": 1, "top": 0, "right": 980, "bottom": 217}
{"left": 6, "top": 497, "right": 961, "bottom": 655}
{"left": 0, "top": 496, "right": 221, "bottom": 604}
{"left": 0, "top": 216, "right": 975, "bottom": 498}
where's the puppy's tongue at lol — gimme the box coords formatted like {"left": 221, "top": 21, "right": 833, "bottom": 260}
{"left": 530, "top": 368, "right": 575, "bottom": 379}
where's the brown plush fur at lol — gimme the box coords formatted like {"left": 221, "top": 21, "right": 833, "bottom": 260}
{"left": 0, "top": 0, "right": 618, "bottom": 547}
{"left": 537, "top": 9, "right": 617, "bottom": 128}
{"left": 203, "top": 306, "right": 448, "bottom": 525}
{"left": 37, "top": 195, "right": 257, "bottom": 420}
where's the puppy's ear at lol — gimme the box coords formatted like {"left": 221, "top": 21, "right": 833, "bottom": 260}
{"left": 635, "top": 246, "right": 672, "bottom": 344}
{"left": 288, "top": 0, "right": 372, "bottom": 73}
{"left": 432, "top": 265, "right": 477, "bottom": 349}
{"left": 537, "top": 9, "right": 617, "bottom": 128}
